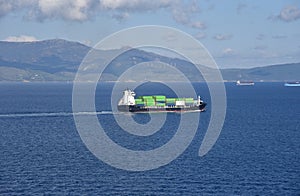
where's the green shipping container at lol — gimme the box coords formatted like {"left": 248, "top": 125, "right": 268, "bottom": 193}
{"left": 142, "top": 96, "right": 153, "bottom": 99}
{"left": 146, "top": 102, "right": 155, "bottom": 106}
{"left": 144, "top": 100, "right": 155, "bottom": 103}
{"left": 166, "top": 98, "right": 176, "bottom": 102}
{"left": 145, "top": 100, "right": 155, "bottom": 103}
{"left": 145, "top": 99, "right": 155, "bottom": 102}
{"left": 153, "top": 95, "right": 166, "bottom": 99}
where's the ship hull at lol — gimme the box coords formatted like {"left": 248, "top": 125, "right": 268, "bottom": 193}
{"left": 118, "top": 103, "right": 206, "bottom": 113}
{"left": 236, "top": 80, "right": 254, "bottom": 86}
{"left": 236, "top": 83, "right": 254, "bottom": 86}
{"left": 284, "top": 83, "right": 300, "bottom": 87}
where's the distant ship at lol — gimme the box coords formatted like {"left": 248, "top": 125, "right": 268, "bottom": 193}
{"left": 284, "top": 81, "right": 300, "bottom": 87}
{"left": 236, "top": 80, "right": 255, "bottom": 86}
{"left": 118, "top": 89, "right": 206, "bottom": 113}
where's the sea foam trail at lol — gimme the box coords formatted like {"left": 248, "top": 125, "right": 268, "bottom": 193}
{"left": 0, "top": 111, "right": 114, "bottom": 118}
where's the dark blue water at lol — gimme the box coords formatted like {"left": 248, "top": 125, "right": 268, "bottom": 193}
{"left": 0, "top": 82, "right": 299, "bottom": 195}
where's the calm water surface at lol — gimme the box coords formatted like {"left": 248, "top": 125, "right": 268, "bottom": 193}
{"left": 0, "top": 82, "right": 299, "bottom": 195}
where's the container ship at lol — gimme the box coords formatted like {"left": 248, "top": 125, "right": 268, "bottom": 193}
{"left": 236, "top": 80, "right": 255, "bottom": 86}
{"left": 284, "top": 81, "right": 300, "bottom": 87}
{"left": 118, "top": 89, "right": 206, "bottom": 113}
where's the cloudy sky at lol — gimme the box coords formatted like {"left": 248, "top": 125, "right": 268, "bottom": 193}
{"left": 0, "top": 0, "right": 300, "bottom": 68}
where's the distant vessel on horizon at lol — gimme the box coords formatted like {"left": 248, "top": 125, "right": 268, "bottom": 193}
{"left": 284, "top": 81, "right": 300, "bottom": 87}
{"left": 236, "top": 80, "right": 255, "bottom": 86}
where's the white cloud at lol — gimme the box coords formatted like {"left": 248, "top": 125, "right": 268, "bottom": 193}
{"left": 0, "top": 1, "right": 12, "bottom": 16}
{"left": 100, "top": 0, "right": 173, "bottom": 11}
{"left": 213, "top": 34, "right": 232, "bottom": 41}
{"left": 222, "top": 48, "right": 234, "bottom": 55}
{"left": 269, "top": 5, "right": 300, "bottom": 22}
{"left": 38, "top": 0, "right": 91, "bottom": 21}
{"left": 0, "top": 0, "right": 205, "bottom": 29}
{"left": 0, "top": 0, "right": 92, "bottom": 21}
{"left": 278, "top": 5, "right": 300, "bottom": 22}
{"left": 3, "top": 35, "right": 39, "bottom": 42}
{"left": 112, "top": 12, "right": 129, "bottom": 22}
{"left": 170, "top": 1, "right": 205, "bottom": 29}
{"left": 190, "top": 21, "right": 206, "bottom": 29}
{"left": 171, "top": 5, "right": 189, "bottom": 24}
{"left": 0, "top": 0, "right": 36, "bottom": 16}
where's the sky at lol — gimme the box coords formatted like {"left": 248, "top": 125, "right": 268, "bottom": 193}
{"left": 0, "top": 0, "right": 300, "bottom": 68}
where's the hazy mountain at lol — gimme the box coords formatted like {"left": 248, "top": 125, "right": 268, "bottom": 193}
{"left": 0, "top": 39, "right": 299, "bottom": 82}
{"left": 0, "top": 39, "right": 90, "bottom": 72}
{"left": 221, "top": 63, "right": 300, "bottom": 82}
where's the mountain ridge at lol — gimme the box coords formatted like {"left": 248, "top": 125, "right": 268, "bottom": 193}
{"left": 0, "top": 39, "right": 299, "bottom": 82}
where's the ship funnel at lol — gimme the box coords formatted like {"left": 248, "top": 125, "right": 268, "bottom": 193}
{"left": 197, "top": 96, "right": 201, "bottom": 105}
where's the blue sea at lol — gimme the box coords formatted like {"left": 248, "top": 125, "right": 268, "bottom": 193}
{"left": 0, "top": 82, "right": 299, "bottom": 195}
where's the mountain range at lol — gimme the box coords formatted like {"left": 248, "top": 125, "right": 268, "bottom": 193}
{"left": 0, "top": 39, "right": 299, "bottom": 82}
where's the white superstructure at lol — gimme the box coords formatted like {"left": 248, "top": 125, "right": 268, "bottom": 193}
{"left": 118, "top": 89, "right": 136, "bottom": 106}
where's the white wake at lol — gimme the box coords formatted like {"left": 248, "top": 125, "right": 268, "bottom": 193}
{"left": 0, "top": 111, "right": 114, "bottom": 118}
